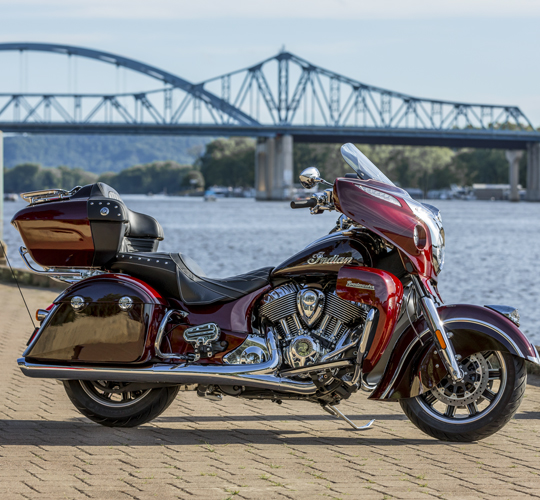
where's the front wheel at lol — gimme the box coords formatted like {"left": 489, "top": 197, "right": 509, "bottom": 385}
{"left": 63, "top": 380, "right": 180, "bottom": 427}
{"left": 400, "top": 351, "right": 526, "bottom": 442}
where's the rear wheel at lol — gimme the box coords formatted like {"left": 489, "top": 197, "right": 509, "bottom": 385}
{"left": 400, "top": 351, "right": 526, "bottom": 442}
{"left": 63, "top": 380, "right": 179, "bottom": 427}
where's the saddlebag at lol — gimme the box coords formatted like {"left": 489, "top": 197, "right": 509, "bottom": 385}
{"left": 24, "top": 275, "right": 168, "bottom": 364}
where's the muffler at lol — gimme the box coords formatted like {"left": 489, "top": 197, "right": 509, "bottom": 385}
{"left": 17, "top": 327, "right": 317, "bottom": 395}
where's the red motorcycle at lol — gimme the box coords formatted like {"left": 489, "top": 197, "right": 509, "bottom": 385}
{"left": 13, "top": 144, "right": 539, "bottom": 441}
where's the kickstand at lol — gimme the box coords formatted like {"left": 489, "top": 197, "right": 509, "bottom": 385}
{"left": 323, "top": 405, "right": 375, "bottom": 431}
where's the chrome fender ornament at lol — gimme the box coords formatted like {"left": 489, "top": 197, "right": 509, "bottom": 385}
{"left": 296, "top": 288, "right": 325, "bottom": 327}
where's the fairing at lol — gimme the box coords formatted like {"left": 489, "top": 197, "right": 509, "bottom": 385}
{"left": 333, "top": 177, "right": 437, "bottom": 280}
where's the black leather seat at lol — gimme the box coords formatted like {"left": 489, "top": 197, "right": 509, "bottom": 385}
{"left": 125, "top": 209, "right": 164, "bottom": 240}
{"left": 110, "top": 252, "right": 272, "bottom": 305}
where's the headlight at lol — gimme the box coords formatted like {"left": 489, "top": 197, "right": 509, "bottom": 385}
{"left": 404, "top": 199, "right": 445, "bottom": 274}
{"left": 432, "top": 227, "right": 445, "bottom": 274}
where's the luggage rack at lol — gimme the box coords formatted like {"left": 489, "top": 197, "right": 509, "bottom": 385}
{"left": 21, "top": 186, "right": 82, "bottom": 206}
{"left": 19, "top": 247, "right": 104, "bottom": 283}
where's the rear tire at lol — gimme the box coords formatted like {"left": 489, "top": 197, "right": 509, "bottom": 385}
{"left": 63, "top": 380, "right": 179, "bottom": 428}
{"left": 400, "top": 351, "right": 526, "bottom": 442}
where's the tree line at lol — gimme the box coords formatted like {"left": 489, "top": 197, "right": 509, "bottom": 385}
{"left": 4, "top": 161, "right": 203, "bottom": 195}
{"left": 3, "top": 137, "right": 527, "bottom": 194}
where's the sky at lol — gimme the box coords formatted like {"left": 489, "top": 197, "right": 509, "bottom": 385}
{"left": 0, "top": 0, "right": 539, "bottom": 125}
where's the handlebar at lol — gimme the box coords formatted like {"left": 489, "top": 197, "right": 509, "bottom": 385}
{"left": 290, "top": 198, "right": 318, "bottom": 209}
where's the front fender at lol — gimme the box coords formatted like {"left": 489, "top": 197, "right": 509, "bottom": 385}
{"left": 369, "top": 304, "right": 540, "bottom": 401}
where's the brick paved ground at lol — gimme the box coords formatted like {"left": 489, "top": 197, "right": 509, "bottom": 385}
{"left": 1, "top": 282, "right": 539, "bottom": 500}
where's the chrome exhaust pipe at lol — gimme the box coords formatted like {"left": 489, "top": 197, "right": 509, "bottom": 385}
{"left": 17, "top": 327, "right": 317, "bottom": 395}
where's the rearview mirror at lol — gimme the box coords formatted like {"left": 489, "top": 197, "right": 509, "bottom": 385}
{"left": 299, "top": 167, "right": 323, "bottom": 189}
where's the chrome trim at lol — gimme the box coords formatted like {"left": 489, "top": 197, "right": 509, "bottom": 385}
{"left": 351, "top": 309, "right": 377, "bottom": 386}
{"left": 19, "top": 247, "right": 81, "bottom": 277}
{"left": 183, "top": 323, "right": 220, "bottom": 345}
{"left": 18, "top": 327, "right": 317, "bottom": 395}
{"left": 280, "top": 359, "right": 352, "bottom": 377}
{"left": 71, "top": 296, "right": 86, "bottom": 311}
{"left": 21, "top": 186, "right": 81, "bottom": 205}
{"left": 321, "top": 340, "right": 357, "bottom": 362}
{"left": 299, "top": 167, "right": 332, "bottom": 189}
{"left": 19, "top": 246, "right": 105, "bottom": 283}
{"left": 358, "top": 310, "right": 376, "bottom": 356}
{"left": 485, "top": 305, "right": 520, "bottom": 327}
{"left": 154, "top": 310, "right": 189, "bottom": 360}
{"left": 223, "top": 335, "right": 270, "bottom": 365}
{"left": 118, "top": 296, "right": 133, "bottom": 311}
{"left": 444, "top": 318, "right": 525, "bottom": 358}
{"left": 296, "top": 288, "right": 325, "bottom": 327}
{"left": 528, "top": 352, "right": 540, "bottom": 365}
{"left": 413, "top": 277, "right": 463, "bottom": 383}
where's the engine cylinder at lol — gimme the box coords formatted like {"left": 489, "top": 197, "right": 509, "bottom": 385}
{"left": 259, "top": 284, "right": 368, "bottom": 370}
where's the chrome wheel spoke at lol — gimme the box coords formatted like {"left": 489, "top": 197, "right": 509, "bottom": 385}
{"left": 482, "top": 388, "right": 496, "bottom": 402}
{"left": 424, "top": 392, "right": 437, "bottom": 406}
{"left": 417, "top": 352, "right": 507, "bottom": 424}
{"left": 467, "top": 402, "right": 479, "bottom": 416}
{"left": 80, "top": 381, "right": 151, "bottom": 408}
{"left": 444, "top": 405, "right": 456, "bottom": 417}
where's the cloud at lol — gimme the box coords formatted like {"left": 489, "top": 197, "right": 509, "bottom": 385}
{"left": 2, "top": 0, "right": 540, "bottom": 20}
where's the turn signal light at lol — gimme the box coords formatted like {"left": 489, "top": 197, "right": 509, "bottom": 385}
{"left": 434, "top": 329, "right": 447, "bottom": 349}
{"left": 36, "top": 308, "right": 50, "bottom": 322}
{"left": 413, "top": 224, "right": 427, "bottom": 249}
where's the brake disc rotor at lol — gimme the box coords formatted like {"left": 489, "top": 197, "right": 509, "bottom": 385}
{"left": 432, "top": 353, "right": 490, "bottom": 407}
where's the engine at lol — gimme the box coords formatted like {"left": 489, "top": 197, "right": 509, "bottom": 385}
{"left": 259, "top": 283, "right": 368, "bottom": 371}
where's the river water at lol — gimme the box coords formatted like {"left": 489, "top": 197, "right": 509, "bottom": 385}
{"left": 3, "top": 196, "right": 540, "bottom": 342}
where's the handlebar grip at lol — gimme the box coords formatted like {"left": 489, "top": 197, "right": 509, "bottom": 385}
{"left": 290, "top": 198, "right": 318, "bottom": 209}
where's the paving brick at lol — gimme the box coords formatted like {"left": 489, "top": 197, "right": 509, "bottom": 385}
{"left": 2, "top": 283, "right": 540, "bottom": 499}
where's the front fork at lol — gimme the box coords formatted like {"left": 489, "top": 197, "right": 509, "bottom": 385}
{"left": 412, "top": 276, "right": 464, "bottom": 382}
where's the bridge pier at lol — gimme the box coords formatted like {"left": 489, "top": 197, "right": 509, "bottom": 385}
{"left": 505, "top": 150, "right": 523, "bottom": 202}
{"left": 255, "top": 135, "right": 293, "bottom": 200}
{"left": 526, "top": 142, "right": 540, "bottom": 201}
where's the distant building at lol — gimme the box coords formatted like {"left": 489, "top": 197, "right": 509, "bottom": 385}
{"left": 472, "top": 184, "right": 519, "bottom": 201}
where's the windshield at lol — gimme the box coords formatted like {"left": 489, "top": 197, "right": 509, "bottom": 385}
{"left": 340, "top": 143, "right": 395, "bottom": 186}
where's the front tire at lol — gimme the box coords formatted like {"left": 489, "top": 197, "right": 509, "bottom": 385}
{"left": 63, "top": 380, "right": 179, "bottom": 428}
{"left": 400, "top": 351, "right": 526, "bottom": 442}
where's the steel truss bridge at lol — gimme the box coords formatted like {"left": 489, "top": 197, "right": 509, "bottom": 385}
{"left": 0, "top": 42, "right": 539, "bottom": 201}
{"left": 0, "top": 42, "right": 539, "bottom": 149}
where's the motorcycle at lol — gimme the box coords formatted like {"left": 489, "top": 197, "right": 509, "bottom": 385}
{"left": 12, "top": 143, "right": 539, "bottom": 441}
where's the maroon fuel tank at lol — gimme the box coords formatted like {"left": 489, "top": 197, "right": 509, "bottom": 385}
{"left": 271, "top": 233, "right": 372, "bottom": 279}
